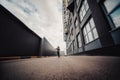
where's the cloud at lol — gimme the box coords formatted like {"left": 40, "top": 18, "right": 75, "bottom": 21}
{"left": 0, "top": 0, "right": 66, "bottom": 51}
{"left": 6, "top": 0, "right": 37, "bottom": 15}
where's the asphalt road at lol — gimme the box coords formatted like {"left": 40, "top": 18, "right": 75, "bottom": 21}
{"left": 0, "top": 56, "right": 120, "bottom": 80}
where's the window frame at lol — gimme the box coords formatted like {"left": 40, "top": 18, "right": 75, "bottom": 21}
{"left": 79, "top": 0, "right": 89, "bottom": 21}
{"left": 76, "top": 33, "right": 82, "bottom": 48}
{"left": 83, "top": 18, "right": 99, "bottom": 44}
{"left": 103, "top": 0, "right": 120, "bottom": 28}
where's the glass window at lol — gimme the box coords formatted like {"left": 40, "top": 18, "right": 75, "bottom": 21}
{"left": 83, "top": 27, "right": 87, "bottom": 35}
{"left": 90, "top": 18, "right": 95, "bottom": 28}
{"left": 83, "top": 18, "right": 99, "bottom": 44}
{"left": 84, "top": 0, "right": 89, "bottom": 11}
{"left": 80, "top": 11, "right": 83, "bottom": 21}
{"left": 82, "top": 9, "right": 86, "bottom": 17}
{"left": 86, "top": 23, "right": 91, "bottom": 32}
{"left": 79, "top": 0, "right": 89, "bottom": 21}
{"left": 81, "top": 5, "right": 84, "bottom": 11}
{"left": 110, "top": 7, "right": 120, "bottom": 27}
{"left": 104, "top": 0, "right": 120, "bottom": 13}
{"left": 104, "top": 0, "right": 120, "bottom": 28}
{"left": 88, "top": 32, "right": 93, "bottom": 41}
{"left": 93, "top": 28, "right": 98, "bottom": 39}
{"left": 85, "top": 35, "right": 89, "bottom": 43}
{"left": 77, "top": 33, "right": 82, "bottom": 48}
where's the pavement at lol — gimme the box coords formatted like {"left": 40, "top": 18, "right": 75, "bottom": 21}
{"left": 0, "top": 56, "right": 120, "bottom": 80}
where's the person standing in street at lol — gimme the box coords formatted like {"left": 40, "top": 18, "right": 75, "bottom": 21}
{"left": 56, "top": 46, "right": 60, "bottom": 58}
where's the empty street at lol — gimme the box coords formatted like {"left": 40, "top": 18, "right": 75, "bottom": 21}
{"left": 0, "top": 56, "right": 120, "bottom": 80}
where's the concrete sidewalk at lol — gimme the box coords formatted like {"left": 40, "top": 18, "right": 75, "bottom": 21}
{"left": 0, "top": 56, "right": 120, "bottom": 80}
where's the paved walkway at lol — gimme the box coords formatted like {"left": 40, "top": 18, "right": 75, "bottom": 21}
{"left": 0, "top": 56, "right": 120, "bottom": 80}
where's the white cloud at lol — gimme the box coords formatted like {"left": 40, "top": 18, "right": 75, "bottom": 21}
{"left": 0, "top": 0, "right": 66, "bottom": 51}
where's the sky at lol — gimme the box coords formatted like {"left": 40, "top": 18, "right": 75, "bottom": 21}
{"left": 0, "top": 0, "right": 66, "bottom": 51}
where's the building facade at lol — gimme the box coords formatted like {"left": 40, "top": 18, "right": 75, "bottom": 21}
{"left": 63, "top": 0, "right": 120, "bottom": 55}
{"left": 62, "top": 0, "right": 69, "bottom": 41}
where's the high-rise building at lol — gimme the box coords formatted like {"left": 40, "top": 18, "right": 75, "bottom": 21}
{"left": 62, "top": 0, "right": 69, "bottom": 41}
{"left": 63, "top": 0, "right": 120, "bottom": 55}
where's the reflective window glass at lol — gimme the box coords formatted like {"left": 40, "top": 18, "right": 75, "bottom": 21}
{"left": 88, "top": 32, "right": 93, "bottom": 41}
{"left": 104, "top": 0, "right": 120, "bottom": 28}
{"left": 90, "top": 18, "right": 95, "bottom": 28}
{"left": 80, "top": 12, "right": 83, "bottom": 21}
{"left": 79, "top": 0, "right": 89, "bottom": 21}
{"left": 82, "top": 9, "right": 86, "bottom": 17}
{"left": 83, "top": 27, "right": 87, "bottom": 35}
{"left": 83, "top": 18, "right": 99, "bottom": 44}
{"left": 85, "top": 35, "right": 89, "bottom": 43}
{"left": 86, "top": 23, "right": 91, "bottom": 32}
{"left": 93, "top": 28, "right": 98, "bottom": 39}
{"left": 110, "top": 7, "right": 120, "bottom": 27}
{"left": 84, "top": 0, "right": 89, "bottom": 11}
{"left": 104, "top": 0, "right": 120, "bottom": 13}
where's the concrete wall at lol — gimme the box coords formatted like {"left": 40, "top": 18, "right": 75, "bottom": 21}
{"left": 0, "top": 5, "right": 42, "bottom": 56}
{"left": 40, "top": 38, "right": 57, "bottom": 56}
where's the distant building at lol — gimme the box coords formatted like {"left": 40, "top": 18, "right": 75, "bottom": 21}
{"left": 63, "top": 0, "right": 120, "bottom": 55}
